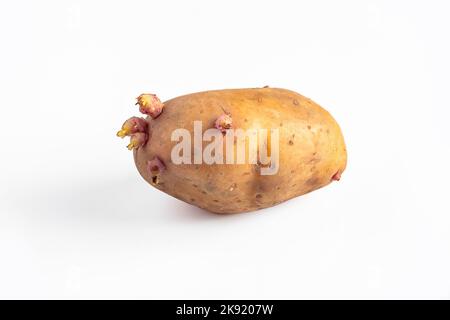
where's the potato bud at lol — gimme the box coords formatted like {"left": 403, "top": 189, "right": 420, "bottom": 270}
{"left": 116, "top": 117, "right": 148, "bottom": 138}
{"left": 214, "top": 113, "right": 233, "bottom": 133}
{"left": 136, "top": 94, "right": 164, "bottom": 119}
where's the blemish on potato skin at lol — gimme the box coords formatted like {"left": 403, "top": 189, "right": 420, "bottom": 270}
{"left": 308, "top": 157, "right": 321, "bottom": 164}
{"left": 205, "top": 182, "right": 216, "bottom": 192}
{"left": 306, "top": 176, "right": 319, "bottom": 186}
{"left": 307, "top": 125, "right": 312, "bottom": 130}
{"left": 293, "top": 99, "right": 299, "bottom": 106}
{"left": 288, "top": 140, "right": 294, "bottom": 145}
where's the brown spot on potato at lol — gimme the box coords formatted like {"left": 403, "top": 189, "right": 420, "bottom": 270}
{"left": 293, "top": 99, "right": 299, "bottom": 105}
{"left": 288, "top": 140, "right": 294, "bottom": 145}
{"left": 205, "top": 182, "right": 216, "bottom": 192}
{"left": 306, "top": 176, "right": 319, "bottom": 186}
{"left": 255, "top": 194, "right": 263, "bottom": 199}
{"left": 307, "top": 125, "right": 312, "bottom": 130}
{"left": 308, "top": 157, "right": 321, "bottom": 164}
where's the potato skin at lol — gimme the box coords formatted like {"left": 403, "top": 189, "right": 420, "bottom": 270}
{"left": 134, "top": 88, "right": 347, "bottom": 214}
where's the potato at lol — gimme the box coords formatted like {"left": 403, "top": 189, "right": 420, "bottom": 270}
{"left": 117, "top": 87, "right": 347, "bottom": 214}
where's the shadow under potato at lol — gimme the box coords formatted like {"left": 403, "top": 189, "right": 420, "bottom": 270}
{"left": 14, "top": 175, "right": 234, "bottom": 223}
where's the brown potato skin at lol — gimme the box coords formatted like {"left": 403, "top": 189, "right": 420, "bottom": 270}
{"left": 134, "top": 88, "right": 347, "bottom": 214}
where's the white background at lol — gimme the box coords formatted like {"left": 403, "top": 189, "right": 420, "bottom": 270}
{"left": 1, "top": 0, "right": 449, "bottom": 299}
